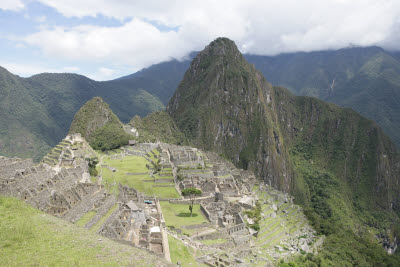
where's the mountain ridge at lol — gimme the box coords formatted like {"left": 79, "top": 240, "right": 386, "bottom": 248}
{"left": 2, "top": 44, "right": 400, "bottom": 163}
{"left": 167, "top": 37, "right": 400, "bottom": 264}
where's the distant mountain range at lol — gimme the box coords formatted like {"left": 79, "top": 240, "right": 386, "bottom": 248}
{"left": 246, "top": 46, "right": 400, "bottom": 146}
{"left": 1, "top": 46, "right": 400, "bottom": 161}
{"left": 0, "top": 64, "right": 182, "bottom": 161}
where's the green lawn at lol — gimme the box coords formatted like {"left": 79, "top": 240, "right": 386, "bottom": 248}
{"left": 98, "top": 155, "right": 180, "bottom": 198}
{"left": 102, "top": 155, "right": 148, "bottom": 173}
{"left": 0, "top": 196, "right": 167, "bottom": 266}
{"left": 168, "top": 235, "right": 205, "bottom": 266}
{"left": 75, "top": 211, "right": 97, "bottom": 227}
{"left": 160, "top": 202, "right": 208, "bottom": 228}
{"left": 152, "top": 187, "right": 181, "bottom": 198}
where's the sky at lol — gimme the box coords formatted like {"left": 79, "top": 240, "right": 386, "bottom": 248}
{"left": 0, "top": 0, "right": 400, "bottom": 81}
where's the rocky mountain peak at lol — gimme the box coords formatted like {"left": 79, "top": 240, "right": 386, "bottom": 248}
{"left": 167, "top": 37, "right": 290, "bottom": 190}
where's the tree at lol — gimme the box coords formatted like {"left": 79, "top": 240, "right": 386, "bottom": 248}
{"left": 152, "top": 159, "right": 161, "bottom": 173}
{"left": 85, "top": 157, "right": 99, "bottom": 177}
{"left": 181, "top": 188, "right": 202, "bottom": 217}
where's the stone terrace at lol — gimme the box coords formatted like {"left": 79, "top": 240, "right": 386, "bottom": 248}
{"left": 0, "top": 148, "right": 170, "bottom": 260}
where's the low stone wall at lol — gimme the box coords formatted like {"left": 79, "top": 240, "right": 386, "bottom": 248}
{"left": 180, "top": 222, "right": 212, "bottom": 230}
{"left": 159, "top": 172, "right": 173, "bottom": 177}
{"left": 200, "top": 204, "right": 211, "bottom": 222}
{"left": 207, "top": 241, "right": 235, "bottom": 250}
{"left": 126, "top": 151, "right": 146, "bottom": 157}
{"left": 169, "top": 196, "right": 213, "bottom": 205}
{"left": 182, "top": 172, "right": 213, "bottom": 179}
{"left": 194, "top": 230, "right": 226, "bottom": 240}
{"left": 84, "top": 194, "right": 116, "bottom": 229}
{"left": 154, "top": 178, "right": 174, "bottom": 183}
{"left": 158, "top": 197, "right": 182, "bottom": 201}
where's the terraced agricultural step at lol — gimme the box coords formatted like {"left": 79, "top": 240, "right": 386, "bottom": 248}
{"left": 259, "top": 220, "right": 281, "bottom": 237}
{"left": 278, "top": 202, "right": 290, "bottom": 211}
{"left": 261, "top": 233, "right": 287, "bottom": 249}
{"left": 259, "top": 217, "right": 275, "bottom": 231}
{"left": 60, "top": 141, "right": 71, "bottom": 146}
{"left": 43, "top": 159, "right": 56, "bottom": 165}
{"left": 262, "top": 206, "right": 274, "bottom": 215}
{"left": 284, "top": 205, "right": 295, "bottom": 214}
{"left": 258, "top": 227, "right": 287, "bottom": 247}
{"left": 263, "top": 218, "right": 280, "bottom": 229}
{"left": 288, "top": 224, "right": 301, "bottom": 234}
{"left": 48, "top": 155, "right": 60, "bottom": 161}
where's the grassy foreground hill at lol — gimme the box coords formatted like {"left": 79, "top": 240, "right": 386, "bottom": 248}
{"left": 167, "top": 37, "right": 400, "bottom": 265}
{"left": 0, "top": 196, "right": 169, "bottom": 266}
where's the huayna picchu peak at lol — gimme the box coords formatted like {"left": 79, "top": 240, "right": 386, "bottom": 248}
{"left": 1, "top": 36, "right": 400, "bottom": 266}
{"left": 167, "top": 37, "right": 292, "bottom": 191}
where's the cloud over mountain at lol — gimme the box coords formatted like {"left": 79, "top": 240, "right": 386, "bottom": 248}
{"left": 2, "top": 0, "right": 400, "bottom": 79}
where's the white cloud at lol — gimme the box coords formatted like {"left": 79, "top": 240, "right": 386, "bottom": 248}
{"left": 63, "top": 66, "right": 79, "bottom": 72}
{"left": 98, "top": 67, "right": 115, "bottom": 77}
{"left": 9, "top": 0, "right": 400, "bottom": 79}
{"left": 0, "top": 0, "right": 24, "bottom": 11}
{"left": 23, "top": 18, "right": 195, "bottom": 71}
{"left": 0, "top": 62, "right": 80, "bottom": 77}
{"left": 35, "top": 15, "right": 47, "bottom": 23}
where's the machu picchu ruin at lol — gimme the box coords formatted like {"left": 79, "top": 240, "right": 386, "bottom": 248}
{"left": 0, "top": 132, "right": 321, "bottom": 266}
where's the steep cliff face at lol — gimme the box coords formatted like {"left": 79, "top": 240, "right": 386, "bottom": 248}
{"left": 167, "top": 38, "right": 400, "bottom": 240}
{"left": 272, "top": 87, "right": 400, "bottom": 217}
{"left": 167, "top": 38, "right": 293, "bottom": 191}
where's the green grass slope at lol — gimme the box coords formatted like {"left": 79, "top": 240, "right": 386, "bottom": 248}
{"left": 0, "top": 196, "right": 169, "bottom": 266}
